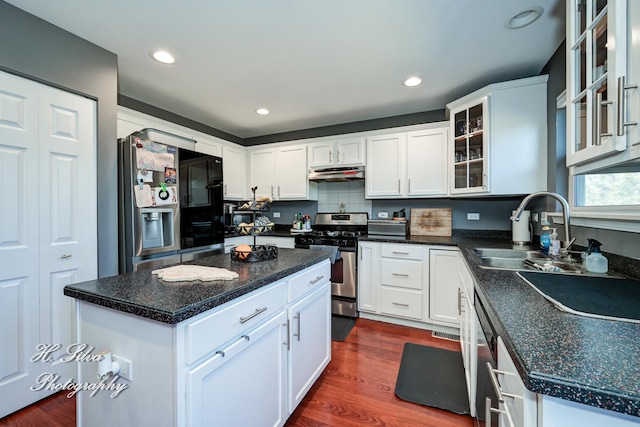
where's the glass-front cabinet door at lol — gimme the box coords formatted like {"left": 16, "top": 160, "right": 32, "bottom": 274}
{"left": 451, "top": 97, "right": 488, "bottom": 194}
{"left": 567, "top": 0, "right": 636, "bottom": 166}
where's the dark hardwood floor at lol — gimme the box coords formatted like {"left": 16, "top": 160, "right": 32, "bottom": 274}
{"left": 1, "top": 318, "right": 472, "bottom": 427}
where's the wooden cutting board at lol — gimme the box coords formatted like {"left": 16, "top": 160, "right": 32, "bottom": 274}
{"left": 410, "top": 208, "right": 452, "bottom": 236}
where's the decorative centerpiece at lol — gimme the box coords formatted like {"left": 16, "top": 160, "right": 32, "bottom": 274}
{"left": 230, "top": 244, "right": 278, "bottom": 263}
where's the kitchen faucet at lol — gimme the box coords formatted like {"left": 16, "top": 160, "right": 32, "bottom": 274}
{"left": 510, "top": 191, "right": 573, "bottom": 249}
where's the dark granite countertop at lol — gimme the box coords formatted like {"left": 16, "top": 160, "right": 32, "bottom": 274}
{"left": 361, "top": 234, "right": 640, "bottom": 418}
{"left": 64, "top": 249, "right": 332, "bottom": 325}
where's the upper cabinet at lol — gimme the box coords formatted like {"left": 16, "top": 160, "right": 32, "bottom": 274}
{"left": 365, "top": 126, "right": 449, "bottom": 198}
{"left": 447, "top": 76, "right": 548, "bottom": 197}
{"left": 567, "top": 0, "right": 640, "bottom": 169}
{"left": 222, "top": 145, "right": 246, "bottom": 200}
{"left": 249, "top": 145, "right": 317, "bottom": 201}
{"left": 451, "top": 98, "right": 488, "bottom": 194}
{"left": 308, "top": 137, "right": 365, "bottom": 168}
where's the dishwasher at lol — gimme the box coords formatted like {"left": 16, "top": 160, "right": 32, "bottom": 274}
{"left": 474, "top": 291, "right": 499, "bottom": 427}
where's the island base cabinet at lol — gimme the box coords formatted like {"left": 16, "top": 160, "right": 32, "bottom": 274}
{"left": 288, "top": 283, "right": 331, "bottom": 413}
{"left": 186, "top": 312, "right": 287, "bottom": 427}
{"left": 76, "top": 303, "right": 175, "bottom": 427}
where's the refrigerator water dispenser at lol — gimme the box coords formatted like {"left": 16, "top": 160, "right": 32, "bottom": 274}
{"left": 141, "top": 208, "right": 174, "bottom": 249}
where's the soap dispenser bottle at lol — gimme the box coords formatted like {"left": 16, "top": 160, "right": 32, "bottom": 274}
{"left": 585, "top": 239, "right": 608, "bottom": 273}
{"left": 549, "top": 228, "right": 560, "bottom": 256}
{"left": 540, "top": 221, "right": 551, "bottom": 255}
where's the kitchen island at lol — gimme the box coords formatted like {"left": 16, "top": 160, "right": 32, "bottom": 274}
{"left": 361, "top": 234, "right": 640, "bottom": 425}
{"left": 64, "top": 248, "right": 333, "bottom": 427}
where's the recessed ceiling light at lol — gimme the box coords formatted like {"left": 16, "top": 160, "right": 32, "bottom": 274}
{"left": 150, "top": 50, "right": 175, "bottom": 64}
{"left": 403, "top": 76, "right": 423, "bottom": 87}
{"left": 256, "top": 108, "right": 270, "bottom": 115}
{"left": 505, "top": 6, "right": 543, "bottom": 29}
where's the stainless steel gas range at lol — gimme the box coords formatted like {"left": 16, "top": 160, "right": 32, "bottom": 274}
{"left": 294, "top": 213, "right": 368, "bottom": 317}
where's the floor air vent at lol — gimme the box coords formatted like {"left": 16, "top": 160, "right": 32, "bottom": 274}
{"left": 431, "top": 331, "right": 460, "bottom": 341}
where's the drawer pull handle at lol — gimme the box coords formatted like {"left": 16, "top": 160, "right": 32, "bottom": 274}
{"left": 215, "top": 350, "right": 225, "bottom": 358}
{"left": 294, "top": 312, "right": 301, "bottom": 341}
{"left": 241, "top": 334, "right": 250, "bottom": 342}
{"left": 392, "top": 251, "right": 409, "bottom": 255}
{"left": 392, "top": 302, "right": 409, "bottom": 307}
{"left": 60, "top": 254, "right": 72, "bottom": 259}
{"left": 486, "top": 362, "right": 505, "bottom": 404}
{"left": 283, "top": 320, "right": 290, "bottom": 351}
{"left": 392, "top": 273, "right": 409, "bottom": 277}
{"left": 309, "top": 275, "right": 324, "bottom": 285}
{"left": 239, "top": 307, "right": 267, "bottom": 324}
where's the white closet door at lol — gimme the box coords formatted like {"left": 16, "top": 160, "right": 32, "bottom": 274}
{"left": 0, "top": 70, "right": 97, "bottom": 417}
{"left": 0, "top": 72, "right": 42, "bottom": 417}
{"left": 38, "top": 86, "right": 97, "bottom": 383}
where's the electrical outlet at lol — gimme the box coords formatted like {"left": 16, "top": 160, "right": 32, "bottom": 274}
{"left": 532, "top": 213, "right": 539, "bottom": 222}
{"left": 113, "top": 355, "right": 132, "bottom": 381}
{"left": 378, "top": 212, "right": 389, "bottom": 218}
{"left": 467, "top": 213, "right": 480, "bottom": 220}
{"left": 273, "top": 212, "right": 280, "bottom": 218}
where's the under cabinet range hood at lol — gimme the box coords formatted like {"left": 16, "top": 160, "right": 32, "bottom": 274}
{"left": 308, "top": 166, "right": 365, "bottom": 182}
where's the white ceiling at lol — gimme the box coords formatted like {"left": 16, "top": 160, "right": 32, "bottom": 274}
{"left": 6, "top": 0, "right": 565, "bottom": 139}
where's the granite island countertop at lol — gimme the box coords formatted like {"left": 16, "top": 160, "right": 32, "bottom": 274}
{"left": 361, "top": 234, "right": 640, "bottom": 418}
{"left": 64, "top": 248, "right": 332, "bottom": 325}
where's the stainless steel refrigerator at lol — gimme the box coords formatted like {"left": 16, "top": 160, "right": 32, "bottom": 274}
{"left": 118, "top": 129, "right": 224, "bottom": 273}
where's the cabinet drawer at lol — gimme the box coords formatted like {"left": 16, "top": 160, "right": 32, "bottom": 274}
{"left": 380, "top": 259, "right": 423, "bottom": 289}
{"left": 288, "top": 259, "right": 331, "bottom": 303}
{"left": 380, "top": 244, "right": 423, "bottom": 260}
{"left": 380, "top": 287, "right": 423, "bottom": 320}
{"left": 185, "top": 281, "right": 287, "bottom": 365}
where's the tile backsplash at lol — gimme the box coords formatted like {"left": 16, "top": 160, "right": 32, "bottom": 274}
{"left": 317, "top": 181, "right": 371, "bottom": 214}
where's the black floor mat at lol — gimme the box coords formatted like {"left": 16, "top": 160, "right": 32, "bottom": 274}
{"left": 395, "top": 343, "right": 469, "bottom": 414}
{"left": 331, "top": 316, "right": 355, "bottom": 341}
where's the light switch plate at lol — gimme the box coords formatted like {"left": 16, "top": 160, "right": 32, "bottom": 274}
{"left": 467, "top": 213, "right": 480, "bottom": 220}
{"left": 273, "top": 212, "right": 280, "bottom": 218}
{"left": 378, "top": 212, "right": 389, "bottom": 218}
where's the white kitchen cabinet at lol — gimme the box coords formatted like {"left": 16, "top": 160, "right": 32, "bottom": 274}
{"left": 366, "top": 125, "right": 449, "bottom": 199}
{"left": 366, "top": 133, "right": 404, "bottom": 197}
{"left": 275, "top": 145, "right": 310, "bottom": 199}
{"left": 357, "top": 241, "right": 380, "bottom": 313}
{"left": 194, "top": 133, "right": 221, "bottom": 157}
{"left": 379, "top": 244, "right": 428, "bottom": 320}
{"left": 222, "top": 144, "right": 247, "bottom": 200}
{"left": 566, "top": 0, "right": 640, "bottom": 169}
{"left": 428, "top": 249, "right": 461, "bottom": 327}
{"left": 249, "top": 145, "right": 317, "bottom": 200}
{"left": 186, "top": 311, "right": 288, "bottom": 427}
{"left": 76, "top": 259, "right": 331, "bottom": 427}
{"left": 288, "top": 283, "right": 331, "bottom": 412}
{"left": 458, "top": 259, "right": 477, "bottom": 418}
{"left": 447, "top": 76, "right": 547, "bottom": 196}
{"left": 308, "top": 137, "right": 365, "bottom": 168}
{"left": 249, "top": 147, "right": 277, "bottom": 199}
{"left": 0, "top": 71, "right": 97, "bottom": 417}
{"left": 254, "top": 236, "right": 295, "bottom": 249}
{"left": 492, "top": 337, "right": 537, "bottom": 427}
{"left": 358, "top": 241, "right": 465, "bottom": 330}
{"left": 406, "top": 128, "right": 449, "bottom": 197}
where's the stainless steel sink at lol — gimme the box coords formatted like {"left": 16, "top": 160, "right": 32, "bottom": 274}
{"left": 471, "top": 248, "right": 588, "bottom": 275}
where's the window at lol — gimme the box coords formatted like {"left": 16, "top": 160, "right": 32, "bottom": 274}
{"left": 575, "top": 171, "right": 640, "bottom": 206}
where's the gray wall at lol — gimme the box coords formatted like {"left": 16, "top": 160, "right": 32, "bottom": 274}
{"left": 0, "top": 1, "right": 119, "bottom": 278}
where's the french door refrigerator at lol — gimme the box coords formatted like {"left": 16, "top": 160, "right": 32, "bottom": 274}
{"left": 118, "top": 128, "right": 224, "bottom": 273}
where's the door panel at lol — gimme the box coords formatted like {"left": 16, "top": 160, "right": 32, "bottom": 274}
{"left": 0, "top": 71, "right": 41, "bottom": 418}
{"left": 0, "top": 70, "right": 97, "bottom": 417}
